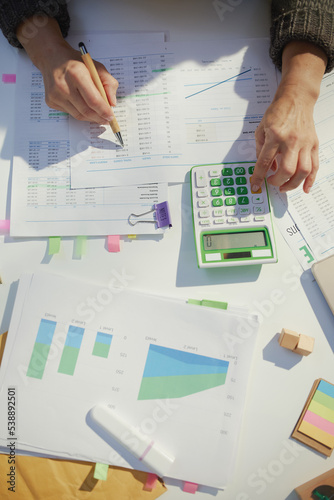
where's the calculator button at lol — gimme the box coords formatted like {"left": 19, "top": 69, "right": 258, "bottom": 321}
{"left": 238, "top": 196, "right": 249, "bottom": 205}
{"left": 212, "top": 198, "right": 223, "bottom": 207}
{"left": 209, "top": 169, "right": 220, "bottom": 177}
{"left": 240, "top": 207, "right": 250, "bottom": 215}
{"left": 224, "top": 187, "right": 235, "bottom": 196}
{"left": 222, "top": 167, "right": 233, "bottom": 176}
{"left": 211, "top": 188, "right": 222, "bottom": 196}
{"left": 254, "top": 215, "right": 265, "bottom": 221}
{"left": 240, "top": 216, "right": 251, "bottom": 222}
{"left": 210, "top": 178, "right": 222, "bottom": 187}
{"left": 253, "top": 206, "right": 265, "bottom": 214}
{"left": 235, "top": 176, "right": 247, "bottom": 185}
{"left": 252, "top": 195, "right": 263, "bottom": 204}
{"left": 197, "top": 189, "right": 208, "bottom": 198}
{"left": 213, "top": 209, "right": 224, "bottom": 217}
{"left": 199, "top": 219, "right": 210, "bottom": 225}
{"left": 234, "top": 167, "right": 245, "bottom": 175}
{"left": 198, "top": 199, "right": 209, "bottom": 208}
{"left": 226, "top": 207, "right": 237, "bottom": 216}
{"left": 251, "top": 186, "right": 262, "bottom": 194}
{"left": 195, "top": 170, "right": 207, "bottom": 188}
{"left": 199, "top": 209, "right": 210, "bottom": 218}
{"left": 248, "top": 166, "right": 254, "bottom": 174}
{"left": 227, "top": 217, "right": 238, "bottom": 223}
{"left": 214, "top": 218, "right": 226, "bottom": 224}
{"left": 237, "top": 186, "right": 248, "bottom": 195}
{"left": 223, "top": 178, "right": 234, "bottom": 186}
{"left": 225, "top": 197, "right": 236, "bottom": 206}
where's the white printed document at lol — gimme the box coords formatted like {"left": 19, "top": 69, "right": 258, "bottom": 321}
{"left": 0, "top": 272, "right": 259, "bottom": 489}
{"left": 69, "top": 37, "right": 278, "bottom": 188}
{"left": 10, "top": 32, "right": 168, "bottom": 236}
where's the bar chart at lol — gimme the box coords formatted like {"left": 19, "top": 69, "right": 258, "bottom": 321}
{"left": 92, "top": 331, "right": 113, "bottom": 358}
{"left": 26, "top": 318, "right": 57, "bottom": 379}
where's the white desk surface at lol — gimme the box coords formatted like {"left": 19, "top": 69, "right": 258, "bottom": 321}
{"left": 1, "top": 1, "right": 334, "bottom": 498}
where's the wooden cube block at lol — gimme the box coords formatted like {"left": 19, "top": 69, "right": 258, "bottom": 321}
{"left": 278, "top": 328, "right": 300, "bottom": 351}
{"left": 294, "top": 334, "right": 314, "bottom": 356}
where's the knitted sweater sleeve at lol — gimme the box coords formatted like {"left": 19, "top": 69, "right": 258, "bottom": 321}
{"left": 270, "top": 0, "right": 334, "bottom": 73}
{"left": 0, "top": 0, "right": 70, "bottom": 48}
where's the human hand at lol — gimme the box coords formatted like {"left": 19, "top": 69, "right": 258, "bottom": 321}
{"left": 252, "top": 88, "right": 319, "bottom": 194}
{"left": 251, "top": 41, "right": 327, "bottom": 194}
{"left": 17, "top": 17, "right": 118, "bottom": 124}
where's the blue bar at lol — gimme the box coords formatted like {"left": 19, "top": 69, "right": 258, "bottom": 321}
{"left": 35, "top": 318, "right": 57, "bottom": 345}
{"left": 65, "top": 325, "right": 84, "bottom": 349}
{"left": 143, "top": 344, "right": 229, "bottom": 378}
{"left": 96, "top": 331, "right": 113, "bottom": 345}
{"left": 318, "top": 380, "right": 334, "bottom": 399}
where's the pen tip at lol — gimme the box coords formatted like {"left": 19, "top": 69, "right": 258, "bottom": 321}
{"left": 115, "top": 132, "right": 124, "bottom": 148}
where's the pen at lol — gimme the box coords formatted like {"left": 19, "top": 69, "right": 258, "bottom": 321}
{"left": 78, "top": 42, "right": 124, "bottom": 148}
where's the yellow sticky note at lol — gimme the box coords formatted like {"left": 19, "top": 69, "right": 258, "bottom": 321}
{"left": 299, "top": 420, "right": 334, "bottom": 448}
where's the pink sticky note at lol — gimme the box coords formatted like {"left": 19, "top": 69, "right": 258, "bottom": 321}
{"left": 144, "top": 473, "right": 158, "bottom": 490}
{"left": 182, "top": 482, "right": 199, "bottom": 494}
{"left": 2, "top": 74, "right": 16, "bottom": 83}
{"left": 0, "top": 220, "right": 10, "bottom": 233}
{"left": 107, "top": 235, "right": 120, "bottom": 252}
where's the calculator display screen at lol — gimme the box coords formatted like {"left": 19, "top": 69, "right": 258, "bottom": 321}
{"left": 203, "top": 231, "right": 266, "bottom": 251}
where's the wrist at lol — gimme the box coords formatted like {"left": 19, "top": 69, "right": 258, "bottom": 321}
{"left": 16, "top": 17, "right": 69, "bottom": 70}
{"left": 278, "top": 41, "right": 327, "bottom": 102}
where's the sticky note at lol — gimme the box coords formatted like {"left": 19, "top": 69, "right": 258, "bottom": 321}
{"left": 0, "top": 220, "right": 10, "bottom": 233}
{"left": 93, "top": 462, "right": 109, "bottom": 481}
{"left": 75, "top": 236, "right": 87, "bottom": 258}
{"left": 107, "top": 235, "right": 120, "bottom": 252}
{"left": 144, "top": 473, "right": 158, "bottom": 490}
{"left": 48, "top": 237, "right": 61, "bottom": 255}
{"left": 182, "top": 481, "right": 199, "bottom": 494}
{"left": 2, "top": 74, "right": 16, "bottom": 83}
{"left": 299, "top": 420, "right": 334, "bottom": 448}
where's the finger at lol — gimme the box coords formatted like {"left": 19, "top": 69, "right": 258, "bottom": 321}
{"left": 303, "top": 146, "right": 319, "bottom": 194}
{"left": 265, "top": 144, "right": 299, "bottom": 188}
{"left": 278, "top": 148, "right": 312, "bottom": 192}
{"left": 251, "top": 141, "right": 278, "bottom": 192}
{"left": 96, "top": 62, "right": 119, "bottom": 107}
{"left": 69, "top": 67, "right": 115, "bottom": 122}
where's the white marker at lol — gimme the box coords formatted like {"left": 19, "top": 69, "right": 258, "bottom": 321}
{"left": 90, "top": 404, "right": 174, "bottom": 477}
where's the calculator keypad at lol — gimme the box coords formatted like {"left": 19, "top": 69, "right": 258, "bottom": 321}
{"left": 193, "top": 164, "right": 269, "bottom": 227}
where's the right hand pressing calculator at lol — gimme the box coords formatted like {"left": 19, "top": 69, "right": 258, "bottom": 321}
{"left": 190, "top": 163, "right": 277, "bottom": 268}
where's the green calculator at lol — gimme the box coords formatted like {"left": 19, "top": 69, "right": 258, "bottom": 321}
{"left": 190, "top": 163, "right": 277, "bottom": 268}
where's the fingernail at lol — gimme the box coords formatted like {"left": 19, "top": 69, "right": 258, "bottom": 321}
{"left": 251, "top": 184, "right": 259, "bottom": 192}
{"left": 103, "top": 115, "right": 113, "bottom": 122}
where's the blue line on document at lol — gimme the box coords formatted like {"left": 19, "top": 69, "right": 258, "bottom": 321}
{"left": 185, "top": 68, "right": 252, "bottom": 99}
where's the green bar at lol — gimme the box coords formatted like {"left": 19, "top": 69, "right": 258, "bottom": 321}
{"left": 313, "top": 389, "right": 334, "bottom": 411}
{"left": 138, "top": 372, "right": 227, "bottom": 400}
{"left": 58, "top": 345, "right": 80, "bottom": 375}
{"left": 152, "top": 68, "right": 172, "bottom": 72}
{"left": 92, "top": 341, "right": 110, "bottom": 358}
{"left": 27, "top": 342, "right": 51, "bottom": 379}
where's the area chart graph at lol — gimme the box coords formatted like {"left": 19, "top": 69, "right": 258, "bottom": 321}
{"left": 138, "top": 344, "right": 229, "bottom": 400}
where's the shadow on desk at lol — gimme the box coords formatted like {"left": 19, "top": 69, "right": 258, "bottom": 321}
{"left": 176, "top": 182, "right": 261, "bottom": 288}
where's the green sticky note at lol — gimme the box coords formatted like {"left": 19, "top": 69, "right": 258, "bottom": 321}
{"left": 48, "top": 237, "right": 61, "bottom": 255}
{"left": 187, "top": 299, "right": 202, "bottom": 306}
{"left": 75, "top": 236, "right": 87, "bottom": 258}
{"left": 94, "top": 462, "right": 109, "bottom": 481}
{"left": 201, "top": 299, "right": 228, "bottom": 310}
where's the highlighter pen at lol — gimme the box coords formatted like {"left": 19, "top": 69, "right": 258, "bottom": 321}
{"left": 78, "top": 42, "right": 124, "bottom": 148}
